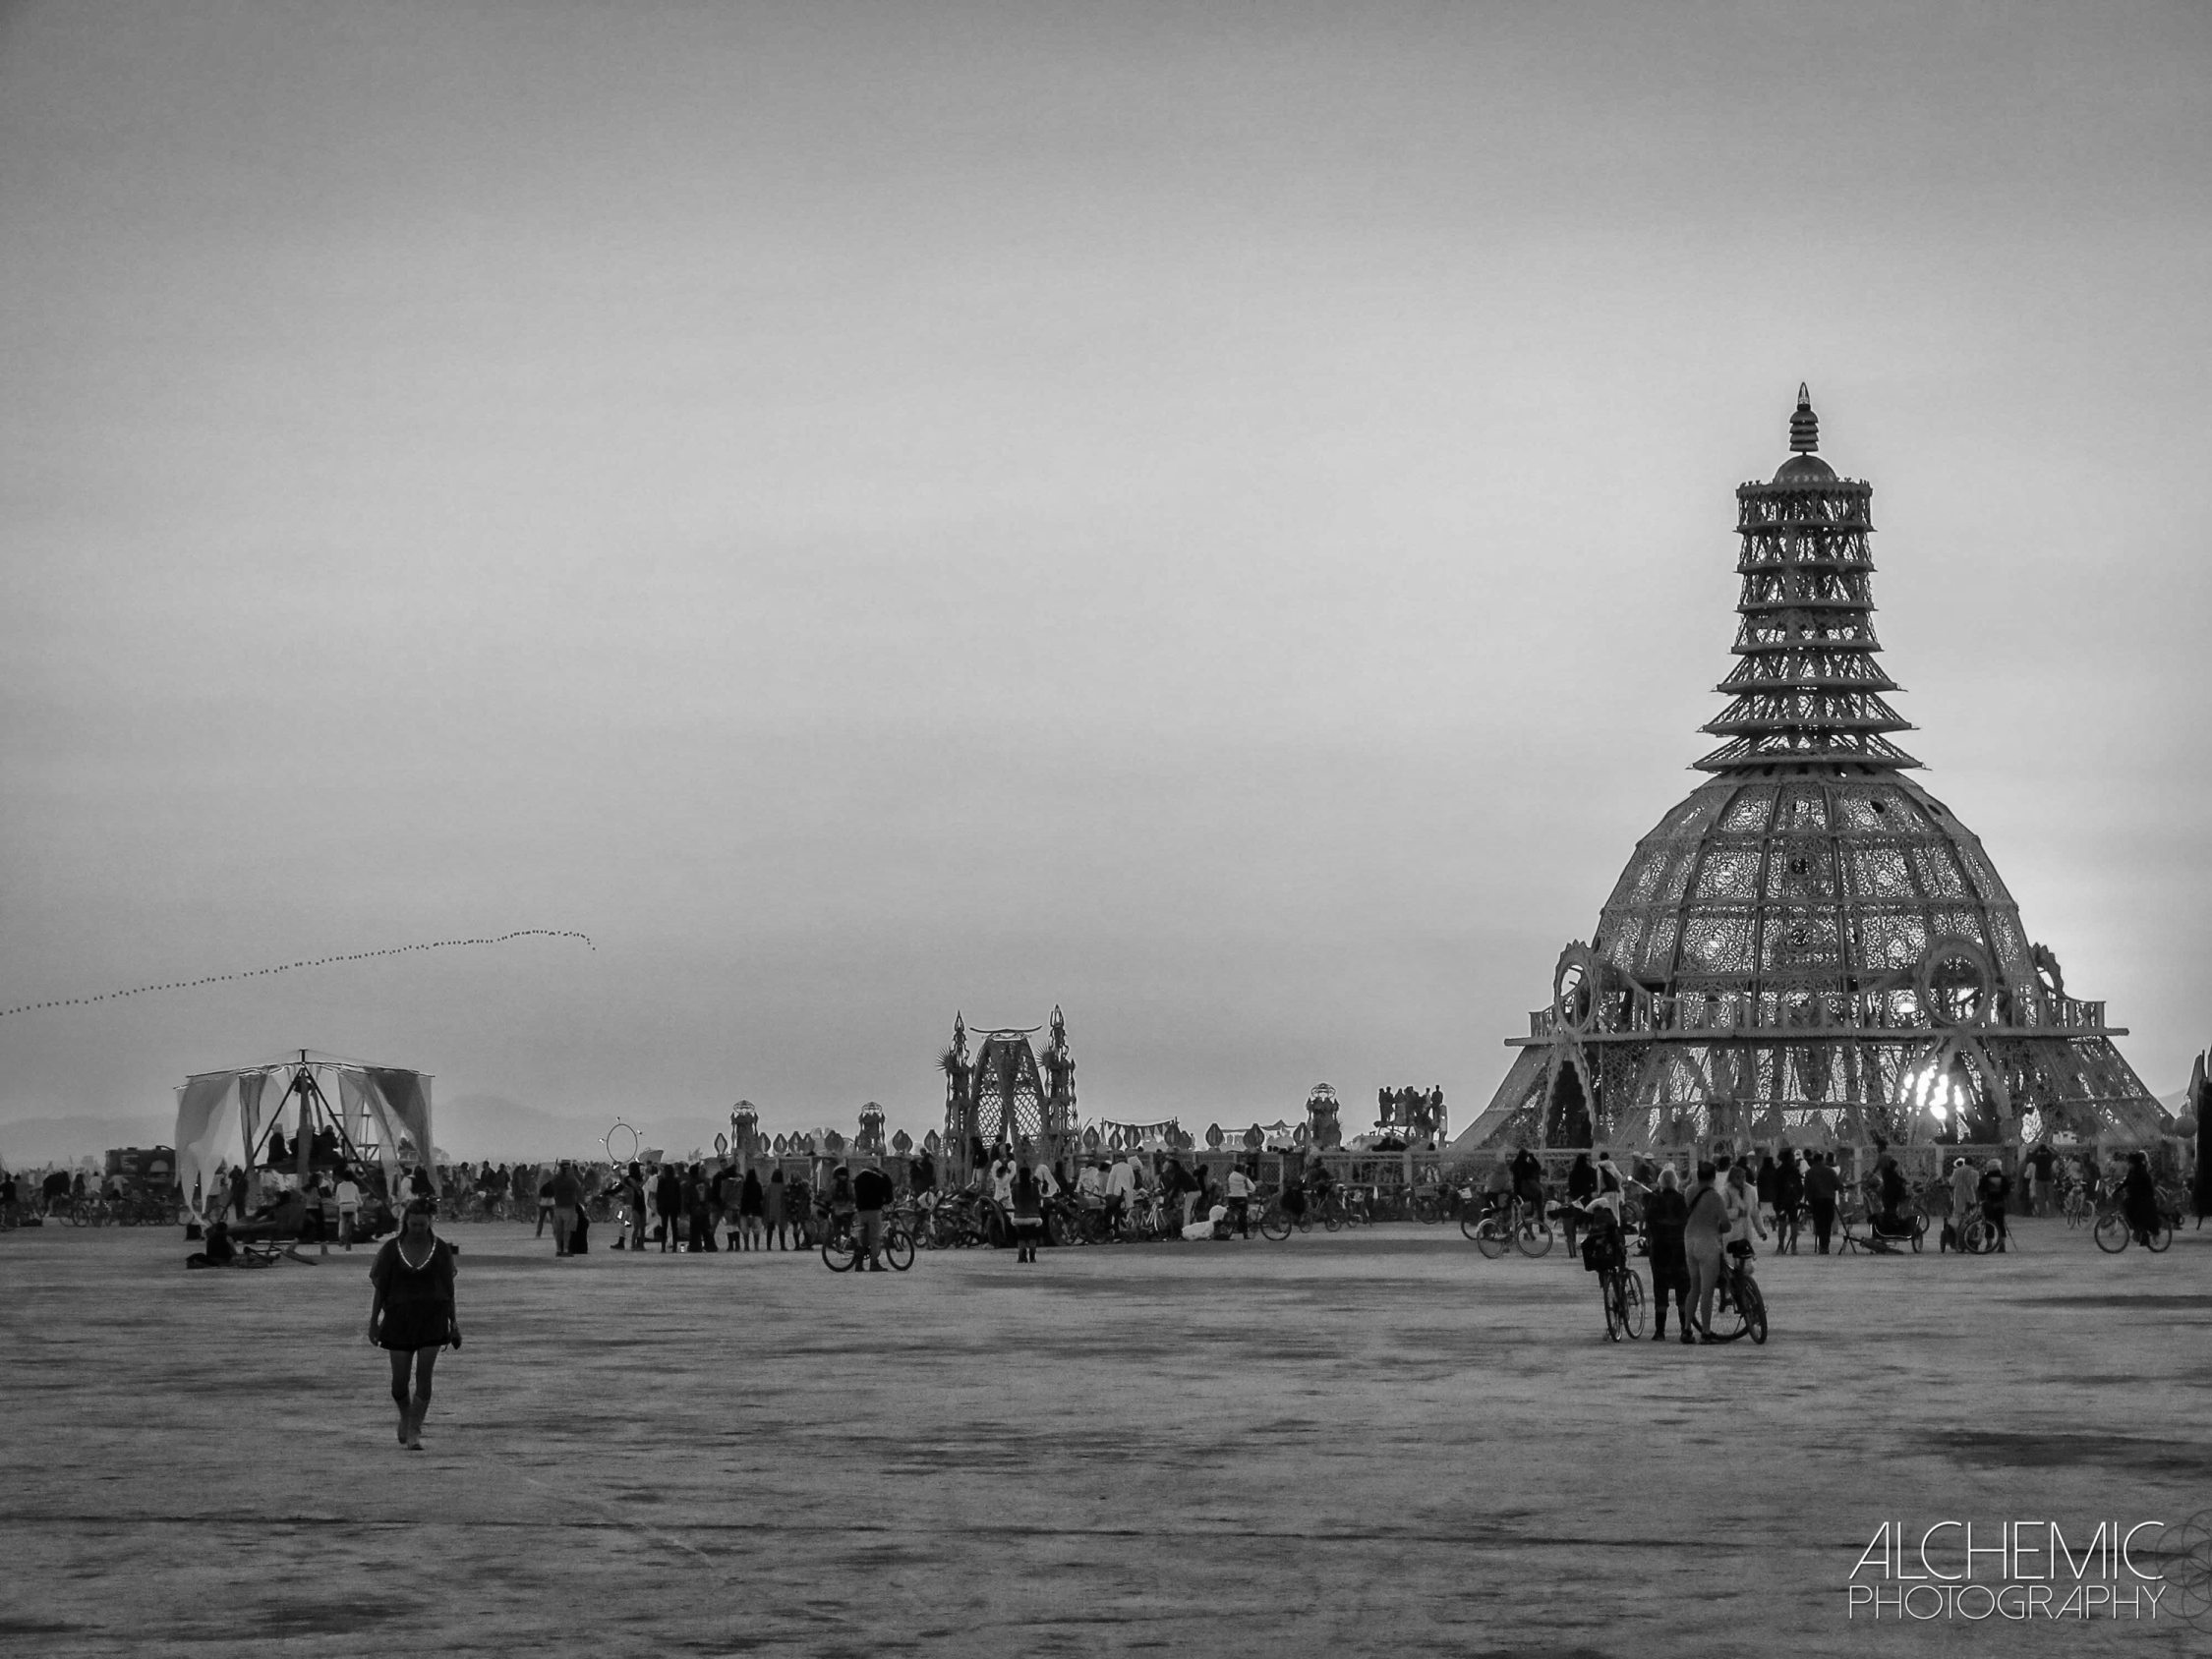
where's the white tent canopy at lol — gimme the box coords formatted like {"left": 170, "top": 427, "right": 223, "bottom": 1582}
{"left": 174, "top": 1053, "right": 435, "bottom": 1204}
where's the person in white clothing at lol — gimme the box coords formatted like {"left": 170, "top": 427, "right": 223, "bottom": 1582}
{"left": 1182, "top": 1202, "right": 1229, "bottom": 1242}
{"left": 1104, "top": 1156, "right": 1138, "bottom": 1238}
{"left": 989, "top": 1153, "right": 1016, "bottom": 1208}
{"left": 1031, "top": 1161, "right": 1059, "bottom": 1200}
{"left": 334, "top": 1171, "right": 362, "bottom": 1250}
{"left": 1224, "top": 1164, "right": 1256, "bottom": 1237}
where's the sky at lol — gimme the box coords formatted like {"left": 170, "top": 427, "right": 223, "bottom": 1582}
{"left": 2, "top": 1, "right": 2208, "bottom": 1159}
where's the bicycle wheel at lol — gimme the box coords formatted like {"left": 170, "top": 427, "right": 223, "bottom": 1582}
{"left": 1621, "top": 1269, "right": 1647, "bottom": 1339}
{"left": 883, "top": 1226, "right": 915, "bottom": 1271}
{"left": 1260, "top": 1208, "right": 1292, "bottom": 1242}
{"left": 1740, "top": 1277, "right": 1768, "bottom": 1345}
{"left": 1602, "top": 1275, "right": 1625, "bottom": 1343}
{"left": 2145, "top": 1219, "right": 2173, "bottom": 1253}
{"left": 1515, "top": 1218, "right": 1554, "bottom": 1258}
{"left": 1322, "top": 1205, "right": 1341, "bottom": 1233}
{"left": 1412, "top": 1195, "right": 1440, "bottom": 1226}
{"left": 1473, "top": 1219, "right": 1508, "bottom": 1259}
{"left": 2093, "top": 1213, "right": 2129, "bottom": 1253}
{"left": 820, "top": 1230, "right": 858, "bottom": 1272}
{"left": 1459, "top": 1214, "right": 1487, "bottom": 1242}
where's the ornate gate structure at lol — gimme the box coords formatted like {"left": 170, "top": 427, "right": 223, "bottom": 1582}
{"left": 1459, "top": 389, "right": 2170, "bottom": 1152}
{"left": 941, "top": 1006, "right": 1078, "bottom": 1178}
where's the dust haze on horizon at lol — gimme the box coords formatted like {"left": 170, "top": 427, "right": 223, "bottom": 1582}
{"left": 3, "top": 2, "right": 2208, "bottom": 1155}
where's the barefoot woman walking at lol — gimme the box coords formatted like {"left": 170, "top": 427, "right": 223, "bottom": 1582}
{"left": 369, "top": 1200, "right": 460, "bottom": 1450}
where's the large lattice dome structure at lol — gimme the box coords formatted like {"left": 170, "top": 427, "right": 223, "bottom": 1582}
{"left": 1458, "top": 389, "right": 2168, "bottom": 1152}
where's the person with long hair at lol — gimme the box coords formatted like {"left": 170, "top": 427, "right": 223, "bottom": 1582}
{"left": 1644, "top": 1166, "right": 1690, "bottom": 1341}
{"left": 368, "top": 1200, "right": 459, "bottom": 1451}
{"left": 737, "top": 1168, "right": 765, "bottom": 1251}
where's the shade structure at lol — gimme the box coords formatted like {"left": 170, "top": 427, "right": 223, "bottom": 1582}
{"left": 1457, "top": 390, "right": 2170, "bottom": 1154}
{"left": 174, "top": 1053, "right": 435, "bottom": 1202}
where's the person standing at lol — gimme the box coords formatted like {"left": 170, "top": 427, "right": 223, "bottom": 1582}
{"left": 1682, "top": 1163, "right": 1730, "bottom": 1344}
{"left": 737, "top": 1169, "right": 765, "bottom": 1251}
{"left": 1774, "top": 1146, "right": 1804, "bottom": 1255}
{"left": 1806, "top": 1152, "right": 1841, "bottom": 1254}
{"left": 765, "top": 1168, "right": 788, "bottom": 1250}
{"left": 685, "top": 1164, "right": 716, "bottom": 1253}
{"left": 852, "top": 1163, "right": 894, "bottom": 1271}
{"left": 227, "top": 1164, "right": 251, "bottom": 1223}
{"left": 1976, "top": 1159, "right": 2011, "bottom": 1253}
{"left": 335, "top": 1168, "right": 361, "bottom": 1252}
{"left": 1946, "top": 1157, "right": 1977, "bottom": 1251}
{"left": 1563, "top": 1153, "right": 1596, "bottom": 1258}
{"left": 1009, "top": 1163, "right": 1044, "bottom": 1262}
{"left": 549, "top": 1160, "right": 583, "bottom": 1258}
{"left": 1645, "top": 1167, "right": 1691, "bottom": 1341}
{"left": 653, "top": 1163, "right": 682, "bottom": 1252}
{"left": 535, "top": 1167, "right": 555, "bottom": 1238}
{"left": 1224, "top": 1162, "right": 1255, "bottom": 1239}
{"left": 1106, "top": 1154, "right": 1138, "bottom": 1239}
{"left": 368, "top": 1200, "right": 459, "bottom": 1451}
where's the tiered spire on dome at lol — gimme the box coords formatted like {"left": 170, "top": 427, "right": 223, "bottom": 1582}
{"left": 1694, "top": 385, "right": 1921, "bottom": 772}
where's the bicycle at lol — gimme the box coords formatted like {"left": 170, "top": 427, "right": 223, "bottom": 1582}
{"left": 820, "top": 1215, "right": 915, "bottom": 1273}
{"left": 2061, "top": 1183, "right": 2090, "bottom": 1229}
{"left": 1601, "top": 1259, "right": 1646, "bottom": 1342}
{"left": 2093, "top": 1204, "right": 2173, "bottom": 1255}
{"left": 1705, "top": 1249, "right": 1769, "bottom": 1344}
{"left": 1464, "top": 1196, "right": 1553, "bottom": 1259}
{"left": 1959, "top": 1211, "right": 2004, "bottom": 1255}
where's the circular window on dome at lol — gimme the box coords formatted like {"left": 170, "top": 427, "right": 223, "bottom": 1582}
{"left": 1915, "top": 937, "right": 1996, "bottom": 1028}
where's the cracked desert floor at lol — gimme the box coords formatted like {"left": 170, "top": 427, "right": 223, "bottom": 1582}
{"left": 4, "top": 1218, "right": 2206, "bottom": 1657}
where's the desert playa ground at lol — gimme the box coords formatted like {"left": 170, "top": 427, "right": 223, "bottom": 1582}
{"left": 3, "top": 1217, "right": 2207, "bottom": 1658}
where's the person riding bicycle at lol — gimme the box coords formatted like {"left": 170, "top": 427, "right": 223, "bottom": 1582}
{"left": 1873, "top": 1144, "right": 1908, "bottom": 1230}
{"left": 2120, "top": 1151, "right": 2161, "bottom": 1247}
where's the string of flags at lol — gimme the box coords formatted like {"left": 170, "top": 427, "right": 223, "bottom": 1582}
{"left": 0, "top": 929, "right": 596, "bottom": 1020}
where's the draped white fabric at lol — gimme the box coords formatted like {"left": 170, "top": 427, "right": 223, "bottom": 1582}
{"left": 173, "top": 1072, "right": 241, "bottom": 1205}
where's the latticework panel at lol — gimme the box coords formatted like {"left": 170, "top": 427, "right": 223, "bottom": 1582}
{"left": 1593, "top": 774, "right": 2035, "bottom": 1003}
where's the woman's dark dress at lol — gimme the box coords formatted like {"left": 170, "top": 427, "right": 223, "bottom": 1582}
{"left": 371, "top": 1236, "right": 456, "bottom": 1351}
{"left": 1644, "top": 1187, "right": 1690, "bottom": 1290}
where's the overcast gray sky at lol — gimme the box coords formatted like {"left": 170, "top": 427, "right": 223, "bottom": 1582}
{"left": 3, "top": 1, "right": 2208, "bottom": 1150}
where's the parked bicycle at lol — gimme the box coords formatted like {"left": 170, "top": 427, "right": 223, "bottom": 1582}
{"left": 820, "top": 1214, "right": 916, "bottom": 1272}
{"left": 1464, "top": 1195, "right": 1554, "bottom": 1258}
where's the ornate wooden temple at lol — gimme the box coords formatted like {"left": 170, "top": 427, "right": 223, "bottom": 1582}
{"left": 941, "top": 1006, "right": 1077, "bottom": 1174}
{"left": 1460, "top": 389, "right": 2169, "bottom": 1152}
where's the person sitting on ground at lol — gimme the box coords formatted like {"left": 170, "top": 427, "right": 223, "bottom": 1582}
{"left": 1182, "top": 1201, "right": 1230, "bottom": 1242}
{"left": 186, "top": 1218, "right": 237, "bottom": 1269}
{"left": 232, "top": 1182, "right": 310, "bottom": 1241}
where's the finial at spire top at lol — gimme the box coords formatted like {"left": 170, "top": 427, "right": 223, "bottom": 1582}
{"left": 1789, "top": 384, "right": 1819, "bottom": 453}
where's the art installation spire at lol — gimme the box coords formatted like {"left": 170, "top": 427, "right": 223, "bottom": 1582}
{"left": 1455, "top": 389, "right": 2169, "bottom": 1154}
